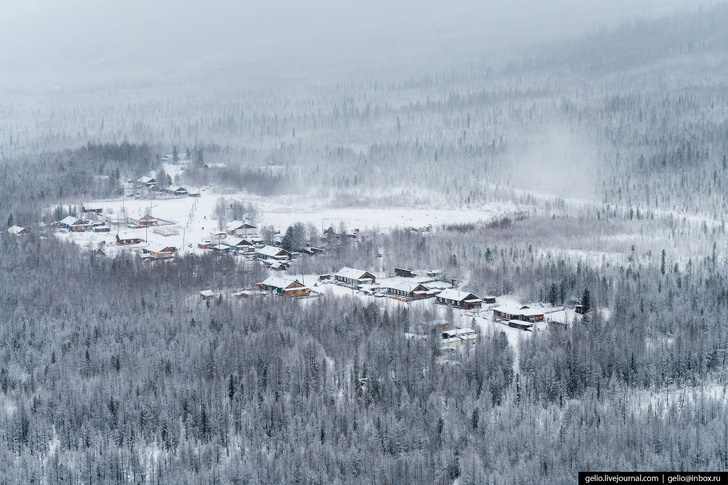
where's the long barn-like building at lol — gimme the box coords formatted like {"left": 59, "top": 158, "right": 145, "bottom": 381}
{"left": 435, "top": 289, "right": 482, "bottom": 309}
{"left": 492, "top": 304, "right": 545, "bottom": 323}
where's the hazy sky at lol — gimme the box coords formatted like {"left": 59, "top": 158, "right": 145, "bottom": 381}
{"left": 0, "top": 0, "right": 708, "bottom": 85}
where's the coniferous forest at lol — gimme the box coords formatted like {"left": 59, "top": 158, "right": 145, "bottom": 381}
{"left": 2, "top": 1, "right": 728, "bottom": 483}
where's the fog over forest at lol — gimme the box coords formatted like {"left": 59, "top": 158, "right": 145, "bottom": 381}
{"left": 2, "top": 1, "right": 728, "bottom": 484}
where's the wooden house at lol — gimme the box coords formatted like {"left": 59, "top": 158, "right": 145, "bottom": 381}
{"left": 82, "top": 205, "right": 103, "bottom": 215}
{"left": 116, "top": 234, "right": 142, "bottom": 245}
{"left": 384, "top": 281, "right": 432, "bottom": 300}
{"left": 492, "top": 304, "right": 545, "bottom": 323}
{"left": 147, "top": 245, "right": 176, "bottom": 259}
{"left": 137, "top": 176, "right": 157, "bottom": 189}
{"left": 227, "top": 221, "right": 257, "bottom": 238}
{"left": 441, "top": 328, "right": 478, "bottom": 351}
{"left": 8, "top": 225, "right": 30, "bottom": 235}
{"left": 71, "top": 220, "right": 91, "bottom": 232}
{"left": 256, "top": 245, "right": 292, "bottom": 260}
{"left": 223, "top": 238, "right": 256, "bottom": 253}
{"left": 171, "top": 186, "right": 188, "bottom": 197}
{"left": 436, "top": 289, "right": 482, "bottom": 309}
{"left": 138, "top": 215, "right": 158, "bottom": 226}
{"left": 60, "top": 216, "right": 91, "bottom": 231}
{"left": 394, "top": 267, "right": 416, "bottom": 278}
{"left": 335, "top": 267, "right": 376, "bottom": 287}
{"left": 92, "top": 223, "right": 111, "bottom": 232}
{"left": 268, "top": 261, "right": 289, "bottom": 271}
{"left": 508, "top": 320, "right": 534, "bottom": 331}
{"left": 210, "top": 231, "right": 228, "bottom": 242}
{"left": 301, "top": 246, "right": 325, "bottom": 255}
{"left": 257, "top": 276, "right": 310, "bottom": 296}
{"left": 127, "top": 214, "right": 158, "bottom": 227}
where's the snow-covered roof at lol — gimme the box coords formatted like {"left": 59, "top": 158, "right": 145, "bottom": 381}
{"left": 233, "top": 289, "right": 266, "bottom": 298}
{"left": 200, "top": 290, "right": 214, "bottom": 297}
{"left": 61, "top": 216, "right": 80, "bottom": 225}
{"left": 229, "top": 220, "right": 256, "bottom": 229}
{"left": 222, "top": 237, "right": 254, "bottom": 247}
{"left": 260, "top": 276, "right": 301, "bottom": 289}
{"left": 8, "top": 225, "right": 28, "bottom": 235}
{"left": 336, "top": 267, "right": 374, "bottom": 280}
{"left": 379, "top": 279, "right": 427, "bottom": 293}
{"left": 257, "top": 245, "right": 290, "bottom": 257}
{"left": 138, "top": 176, "right": 156, "bottom": 184}
{"left": 425, "top": 280, "right": 453, "bottom": 290}
{"left": 148, "top": 245, "right": 175, "bottom": 254}
{"left": 437, "top": 289, "right": 480, "bottom": 302}
{"left": 492, "top": 303, "right": 545, "bottom": 316}
{"left": 115, "top": 230, "right": 143, "bottom": 240}
{"left": 443, "top": 328, "right": 477, "bottom": 338}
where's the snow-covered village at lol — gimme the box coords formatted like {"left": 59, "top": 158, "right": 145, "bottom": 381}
{"left": 29, "top": 158, "right": 598, "bottom": 352}
{"left": 3, "top": 1, "right": 728, "bottom": 484}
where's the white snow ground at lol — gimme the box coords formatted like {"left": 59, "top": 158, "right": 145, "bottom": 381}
{"left": 53, "top": 170, "right": 518, "bottom": 257}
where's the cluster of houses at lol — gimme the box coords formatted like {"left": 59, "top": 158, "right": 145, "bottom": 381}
{"left": 53, "top": 207, "right": 179, "bottom": 261}
{"left": 136, "top": 176, "right": 189, "bottom": 197}
{"left": 243, "top": 266, "right": 492, "bottom": 309}
{"left": 330, "top": 266, "right": 496, "bottom": 310}
{"left": 196, "top": 221, "right": 325, "bottom": 270}
{"left": 59, "top": 215, "right": 110, "bottom": 233}
{"left": 58, "top": 209, "right": 169, "bottom": 235}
